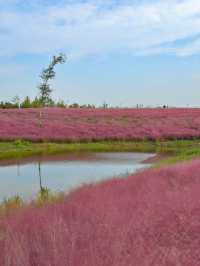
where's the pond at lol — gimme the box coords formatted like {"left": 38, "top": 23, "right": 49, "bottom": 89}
{"left": 0, "top": 152, "right": 154, "bottom": 201}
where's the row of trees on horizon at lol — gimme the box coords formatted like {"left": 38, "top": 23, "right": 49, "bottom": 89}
{"left": 0, "top": 98, "right": 170, "bottom": 109}
{"left": 0, "top": 96, "right": 96, "bottom": 109}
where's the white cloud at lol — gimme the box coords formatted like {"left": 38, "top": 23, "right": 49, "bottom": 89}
{"left": 1, "top": 0, "right": 200, "bottom": 58}
{"left": 176, "top": 38, "right": 200, "bottom": 56}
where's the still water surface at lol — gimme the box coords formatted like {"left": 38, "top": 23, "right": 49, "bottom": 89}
{"left": 0, "top": 152, "right": 154, "bottom": 201}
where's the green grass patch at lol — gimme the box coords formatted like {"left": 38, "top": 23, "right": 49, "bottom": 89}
{"left": 0, "top": 139, "right": 200, "bottom": 164}
{"left": 156, "top": 147, "right": 200, "bottom": 166}
{"left": 0, "top": 140, "right": 155, "bottom": 161}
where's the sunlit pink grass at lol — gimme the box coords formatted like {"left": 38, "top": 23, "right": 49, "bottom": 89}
{"left": 0, "top": 108, "right": 200, "bottom": 141}
{"left": 1, "top": 159, "right": 200, "bottom": 265}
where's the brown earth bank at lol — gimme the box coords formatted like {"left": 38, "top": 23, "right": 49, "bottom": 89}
{"left": 142, "top": 153, "right": 171, "bottom": 163}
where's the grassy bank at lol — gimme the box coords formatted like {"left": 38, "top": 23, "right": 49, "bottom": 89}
{"left": 0, "top": 139, "right": 200, "bottom": 163}
{"left": 0, "top": 140, "right": 156, "bottom": 161}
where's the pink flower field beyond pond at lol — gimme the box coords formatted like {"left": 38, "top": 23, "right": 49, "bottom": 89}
{"left": 1, "top": 159, "right": 200, "bottom": 265}
{"left": 1, "top": 108, "right": 200, "bottom": 141}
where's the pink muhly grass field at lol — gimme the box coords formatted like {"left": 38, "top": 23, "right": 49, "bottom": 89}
{"left": 1, "top": 108, "right": 200, "bottom": 141}
{"left": 1, "top": 159, "right": 200, "bottom": 265}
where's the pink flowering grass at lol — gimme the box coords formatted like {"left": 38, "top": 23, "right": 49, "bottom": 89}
{"left": 1, "top": 159, "right": 200, "bottom": 265}
{"left": 1, "top": 108, "right": 200, "bottom": 141}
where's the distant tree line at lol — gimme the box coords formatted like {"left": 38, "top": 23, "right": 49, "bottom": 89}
{"left": 0, "top": 97, "right": 96, "bottom": 109}
{"left": 0, "top": 97, "right": 169, "bottom": 109}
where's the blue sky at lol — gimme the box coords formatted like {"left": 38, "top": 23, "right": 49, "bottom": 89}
{"left": 1, "top": 0, "right": 200, "bottom": 106}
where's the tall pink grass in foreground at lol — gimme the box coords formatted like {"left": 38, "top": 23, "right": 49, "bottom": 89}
{"left": 1, "top": 159, "right": 200, "bottom": 265}
{"left": 1, "top": 108, "right": 200, "bottom": 141}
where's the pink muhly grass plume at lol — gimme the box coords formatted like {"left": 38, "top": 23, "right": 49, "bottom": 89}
{"left": 0, "top": 108, "right": 200, "bottom": 141}
{"left": 1, "top": 158, "right": 200, "bottom": 265}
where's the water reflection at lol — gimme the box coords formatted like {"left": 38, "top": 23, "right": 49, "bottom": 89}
{"left": 0, "top": 152, "right": 154, "bottom": 201}
{"left": 38, "top": 162, "right": 43, "bottom": 191}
